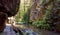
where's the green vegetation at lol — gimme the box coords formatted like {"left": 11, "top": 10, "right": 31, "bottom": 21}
{"left": 33, "top": 20, "right": 50, "bottom": 30}
{"left": 32, "top": 0, "right": 54, "bottom": 30}
{"left": 15, "top": 0, "right": 53, "bottom": 30}
{"left": 22, "top": 7, "right": 31, "bottom": 23}
{"left": 15, "top": 0, "right": 60, "bottom": 31}
{"left": 15, "top": 0, "right": 32, "bottom": 23}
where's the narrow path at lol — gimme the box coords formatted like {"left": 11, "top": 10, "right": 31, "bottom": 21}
{"left": 15, "top": 24, "right": 60, "bottom": 35}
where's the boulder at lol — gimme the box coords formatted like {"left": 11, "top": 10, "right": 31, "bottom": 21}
{"left": 0, "top": 0, "right": 20, "bottom": 17}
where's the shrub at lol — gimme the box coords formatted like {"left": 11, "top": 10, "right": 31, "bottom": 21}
{"left": 32, "top": 20, "right": 51, "bottom": 30}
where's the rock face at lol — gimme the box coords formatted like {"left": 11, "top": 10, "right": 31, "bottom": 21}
{"left": 29, "top": 0, "right": 43, "bottom": 22}
{"left": 53, "top": 0, "right": 60, "bottom": 32}
{"left": 30, "top": 0, "right": 60, "bottom": 32}
{"left": 0, "top": 0, "right": 20, "bottom": 17}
